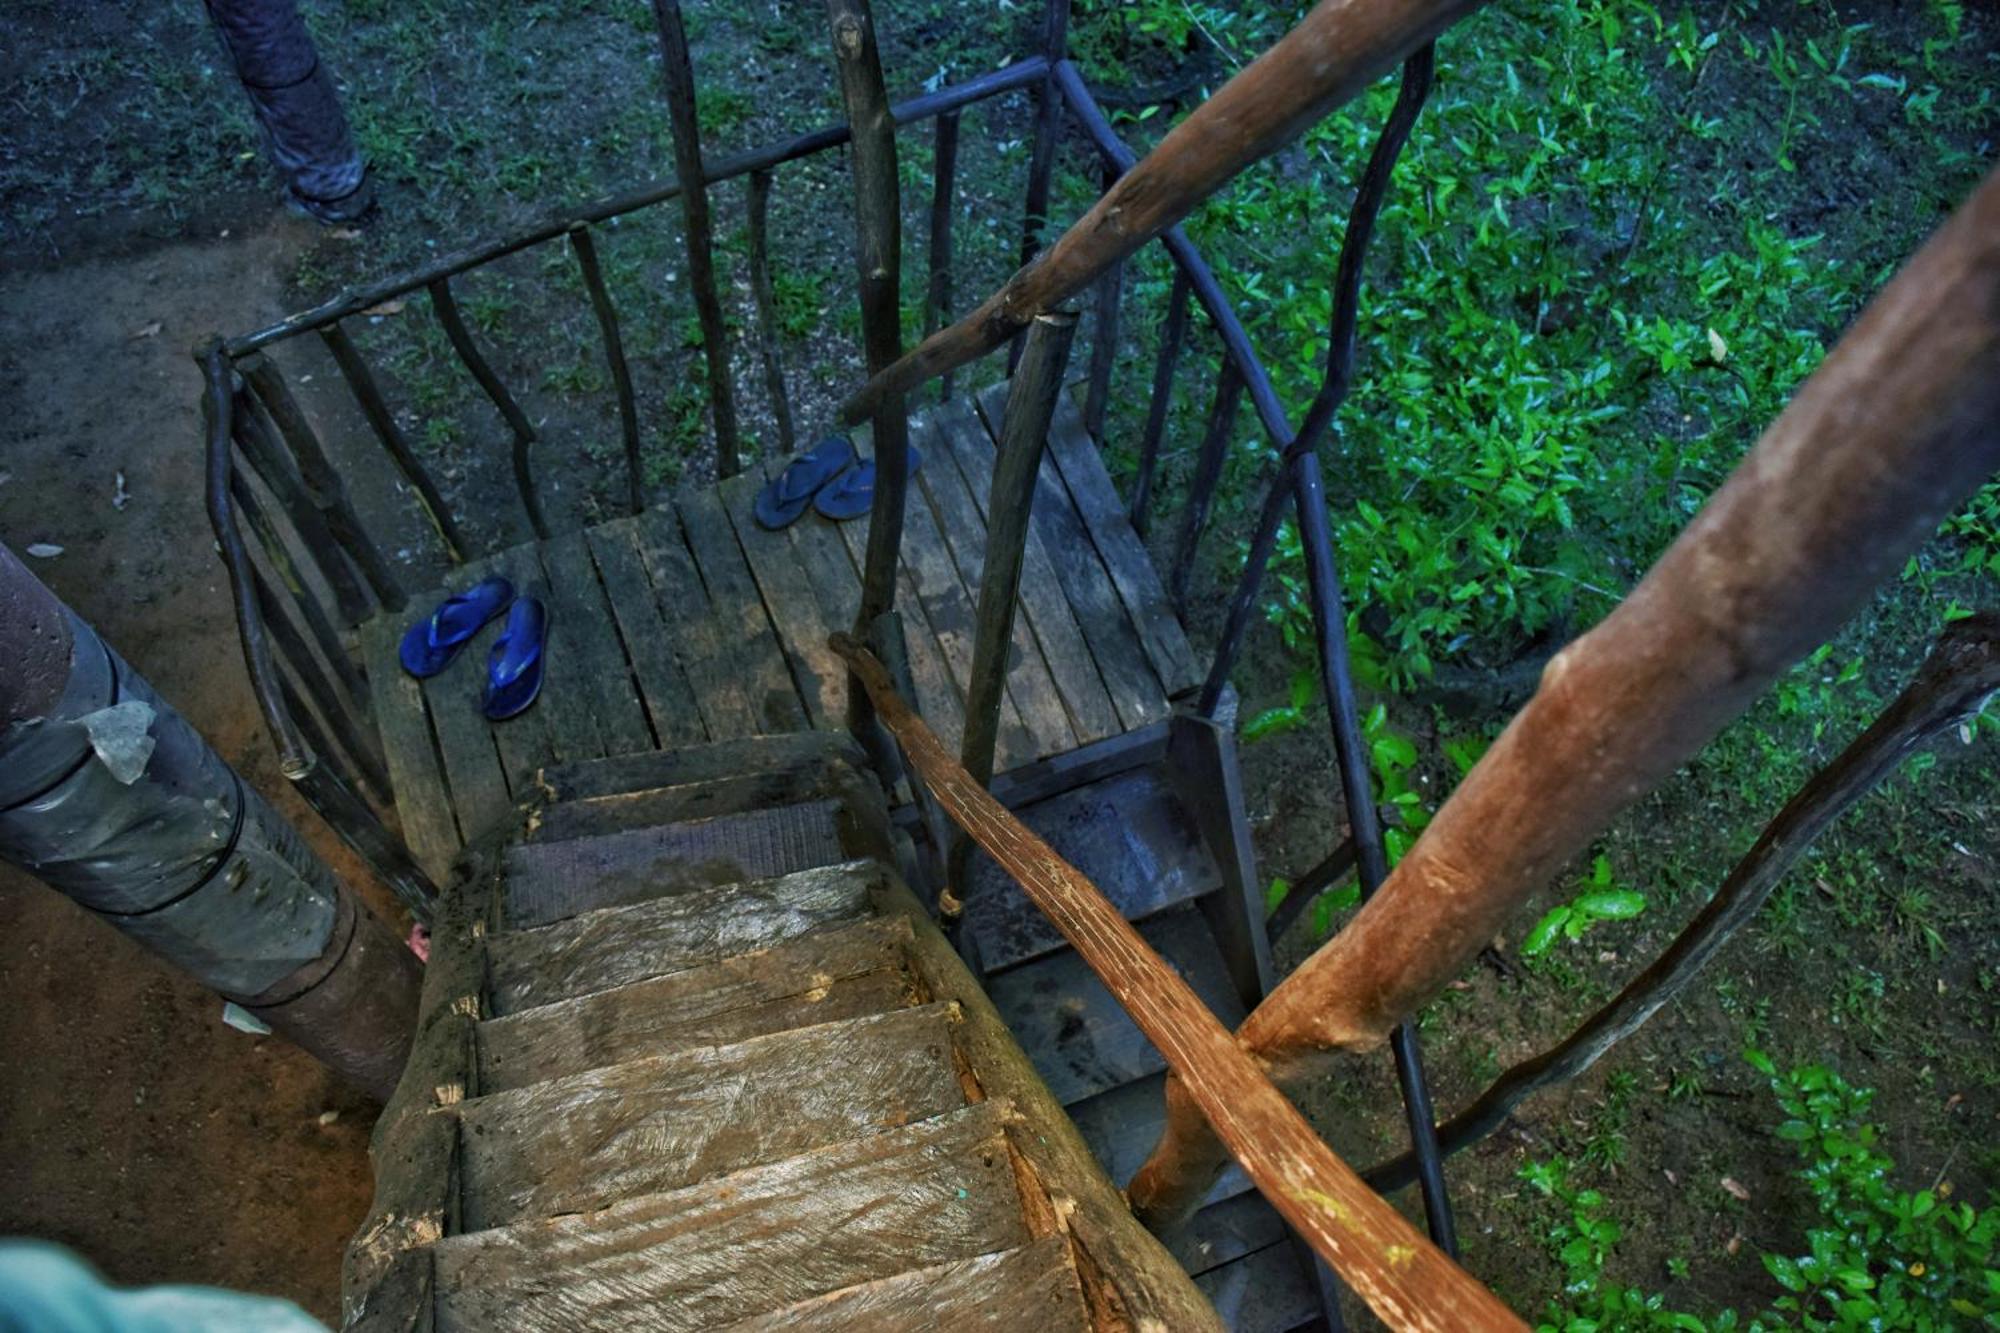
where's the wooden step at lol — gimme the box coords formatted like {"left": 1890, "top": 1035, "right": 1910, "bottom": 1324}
{"left": 715, "top": 1234, "right": 1089, "bottom": 1331}
{"left": 458, "top": 1001, "right": 966, "bottom": 1229}
{"left": 538, "top": 731, "right": 867, "bottom": 802}
{"left": 505, "top": 798, "right": 850, "bottom": 927}
{"left": 485, "top": 860, "right": 884, "bottom": 1016}
{"left": 1196, "top": 1239, "right": 1322, "bottom": 1333}
{"left": 985, "top": 907, "right": 1246, "bottom": 1105}
{"left": 477, "top": 915, "right": 919, "bottom": 1093}
{"left": 1064, "top": 1072, "right": 1252, "bottom": 1204}
{"left": 960, "top": 766, "right": 1220, "bottom": 974}
{"left": 434, "top": 1100, "right": 1027, "bottom": 1331}
{"left": 530, "top": 755, "right": 864, "bottom": 843}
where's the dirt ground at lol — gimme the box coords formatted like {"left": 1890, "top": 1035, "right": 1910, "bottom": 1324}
{"left": 0, "top": 215, "right": 407, "bottom": 1321}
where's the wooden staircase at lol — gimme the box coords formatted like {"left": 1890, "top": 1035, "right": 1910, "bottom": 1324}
{"left": 342, "top": 732, "right": 1231, "bottom": 1331}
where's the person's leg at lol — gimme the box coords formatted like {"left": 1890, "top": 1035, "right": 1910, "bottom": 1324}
{"left": 203, "top": 0, "right": 374, "bottom": 223}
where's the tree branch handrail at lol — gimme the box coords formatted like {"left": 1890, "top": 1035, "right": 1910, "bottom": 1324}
{"left": 830, "top": 631, "right": 1526, "bottom": 1333}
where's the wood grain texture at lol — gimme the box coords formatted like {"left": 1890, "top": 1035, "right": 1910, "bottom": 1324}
{"left": 538, "top": 530, "right": 655, "bottom": 755}
{"left": 486, "top": 859, "right": 881, "bottom": 1013}
{"left": 360, "top": 615, "right": 462, "bottom": 881}
{"left": 435, "top": 1100, "right": 1023, "bottom": 1331}
{"left": 717, "top": 468, "right": 847, "bottom": 726}
{"left": 477, "top": 914, "right": 919, "bottom": 1092}
{"left": 529, "top": 756, "right": 859, "bottom": 843}
{"left": 674, "top": 487, "right": 811, "bottom": 733}
{"left": 936, "top": 396, "right": 1163, "bottom": 731}
{"left": 715, "top": 1235, "right": 1089, "bottom": 1332}
{"left": 627, "top": 505, "right": 768, "bottom": 738}
{"left": 458, "top": 1001, "right": 966, "bottom": 1227}
{"left": 414, "top": 555, "right": 516, "bottom": 850}
{"left": 585, "top": 518, "right": 708, "bottom": 747}
{"left": 540, "top": 730, "right": 865, "bottom": 801}
{"left": 831, "top": 633, "right": 1525, "bottom": 1331}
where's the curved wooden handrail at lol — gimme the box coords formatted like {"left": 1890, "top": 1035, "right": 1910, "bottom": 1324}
{"left": 829, "top": 631, "right": 1526, "bottom": 1333}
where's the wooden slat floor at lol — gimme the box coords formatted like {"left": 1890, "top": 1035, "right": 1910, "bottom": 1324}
{"left": 365, "top": 389, "right": 1200, "bottom": 881}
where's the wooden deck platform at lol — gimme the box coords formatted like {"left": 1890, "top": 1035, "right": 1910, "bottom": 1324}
{"left": 364, "top": 389, "right": 1200, "bottom": 881}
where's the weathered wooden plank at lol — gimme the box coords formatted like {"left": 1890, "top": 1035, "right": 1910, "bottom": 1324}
{"left": 457, "top": 1002, "right": 966, "bottom": 1228}
{"left": 963, "top": 768, "right": 1219, "bottom": 975}
{"left": 1168, "top": 712, "right": 1276, "bottom": 1011}
{"left": 846, "top": 427, "right": 1036, "bottom": 767}
{"left": 511, "top": 541, "right": 607, "bottom": 766}
{"left": 503, "top": 799, "right": 849, "bottom": 932}
{"left": 585, "top": 518, "right": 707, "bottom": 747}
{"left": 674, "top": 487, "right": 809, "bottom": 734}
{"left": 938, "top": 396, "right": 1162, "bottom": 731}
{"left": 828, "top": 435, "right": 968, "bottom": 755}
{"left": 414, "top": 556, "right": 515, "bottom": 853}
{"left": 1196, "top": 1240, "right": 1322, "bottom": 1333}
{"left": 910, "top": 413, "right": 1079, "bottom": 760}
{"left": 536, "top": 529, "right": 654, "bottom": 755}
{"left": 476, "top": 915, "right": 917, "bottom": 1092}
{"left": 1169, "top": 1193, "right": 1292, "bottom": 1281}
{"left": 359, "top": 615, "right": 461, "bottom": 880}
{"left": 716, "top": 467, "right": 847, "bottom": 727}
{"left": 433, "top": 1101, "right": 1024, "bottom": 1332}
{"left": 984, "top": 382, "right": 1201, "bottom": 696}
{"left": 481, "top": 542, "right": 557, "bottom": 795}
{"left": 486, "top": 859, "right": 881, "bottom": 1013}
{"left": 717, "top": 1235, "right": 1089, "bottom": 1332}
{"left": 924, "top": 402, "right": 1118, "bottom": 746}
{"left": 530, "top": 760, "right": 859, "bottom": 843}
{"left": 540, "top": 731, "right": 866, "bottom": 801}
{"left": 984, "top": 907, "right": 1246, "bottom": 1106}
{"left": 628, "top": 504, "right": 765, "bottom": 738}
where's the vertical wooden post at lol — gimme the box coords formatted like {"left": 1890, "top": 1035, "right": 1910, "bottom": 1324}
{"left": 1019, "top": 0, "right": 1072, "bottom": 268}
{"left": 427, "top": 276, "right": 550, "bottom": 540}
{"left": 1167, "top": 362, "right": 1244, "bottom": 614}
{"left": 650, "top": 0, "right": 743, "bottom": 478}
{"left": 569, "top": 224, "right": 647, "bottom": 514}
{"left": 926, "top": 110, "right": 962, "bottom": 403}
{"left": 1130, "top": 267, "right": 1190, "bottom": 537}
{"left": 744, "top": 168, "right": 798, "bottom": 455}
{"left": 825, "top": 0, "right": 913, "bottom": 737}
{"left": 1081, "top": 164, "right": 1127, "bottom": 440}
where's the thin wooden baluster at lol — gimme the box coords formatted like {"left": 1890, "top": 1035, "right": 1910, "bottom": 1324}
{"left": 650, "top": 0, "right": 742, "bottom": 477}
{"left": 949, "top": 311, "right": 1079, "bottom": 891}
{"left": 229, "top": 468, "right": 369, "bottom": 716}
{"left": 231, "top": 387, "right": 370, "bottom": 624}
{"left": 927, "top": 109, "right": 961, "bottom": 403}
{"left": 251, "top": 558, "right": 392, "bottom": 801}
{"left": 568, "top": 224, "right": 646, "bottom": 514}
{"left": 1167, "top": 362, "right": 1243, "bottom": 615}
{"left": 239, "top": 353, "right": 406, "bottom": 610}
{"left": 427, "top": 276, "right": 549, "bottom": 540}
{"left": 1131, "top": 267, "right": 1190, "bottom": 537}
{"left": 1082, "top": 162, "right": 1127, "bottom": 441}
{"left": 1018, "top": 0, "right": 1072, "bottom": 269}
{"left": 744, "top": 169, "right": 797, "bottom": 454}
{"left": 826, "top": 0, "right": 910, "bottom": 658}
{"left": 318, "top": 322, "right": 467, "bottom": 562}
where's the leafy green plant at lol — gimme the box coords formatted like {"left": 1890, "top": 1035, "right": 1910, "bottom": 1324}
{"left": 1521, "top": 854, "right": 1648, "bottom": 956}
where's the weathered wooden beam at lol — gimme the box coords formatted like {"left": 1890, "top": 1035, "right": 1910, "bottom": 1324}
{"left": 829, "top": 631, "right": 1525, "bottom": 1333}
{"left": 649, "top": 0, "right": 743, "bottom": 478}
{"left": 841, "top": 0, "right": 1480, "bottom": 422}
{"left": 1366, "top": 612, "right": 2000, "bottom": 1192}
{"left": 1128, "top": 165, "right": 2000, "bottom": 1224}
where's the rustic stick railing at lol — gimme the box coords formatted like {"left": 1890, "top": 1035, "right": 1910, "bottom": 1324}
{"left": 425, "top": 276, "right": 550, "bottom": 541}
{"left": 568, "top": 223, "right": 648, "bottom": 514}
{"left": 831, "top": 631, "right": 1526, "bottom": 1333}
{"left": 1126, "top": 165, "right": 2000, "bottom": 1224}
{"left": 1364, "top": 612, "right": 2000, "bottom": 1192}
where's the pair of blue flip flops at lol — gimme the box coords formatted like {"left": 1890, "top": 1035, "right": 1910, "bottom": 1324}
{"left": 398, "top": 576, "right": 546, "bottom": 720}
{"left": 753, "top": 435, "right": 924, "bottom": 530}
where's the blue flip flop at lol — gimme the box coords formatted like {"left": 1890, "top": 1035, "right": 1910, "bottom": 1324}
{"left": 813, "top": 445, "right": 924, "bottom": 521}
{"left": 399, "top": 575, "right": 514, "bottom": 678}
{"left": 482, "top": 596, "right": 546, "bottom": 720}
{"left": 755, "top": 436, "right": 857, "bottom": 530}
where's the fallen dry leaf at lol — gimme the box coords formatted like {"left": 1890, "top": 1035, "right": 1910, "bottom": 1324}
{"left": 361, "top": 298, "right": 406, "bottom": 318}
{"left": 1720, "top": 1176, "right": 1752, "bottom": 1202}
{"left": 130, "top": 319, "right": 163, "bottom": 340}
{"left": 24, "top": 543, "right": 64, "bottom": 558}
